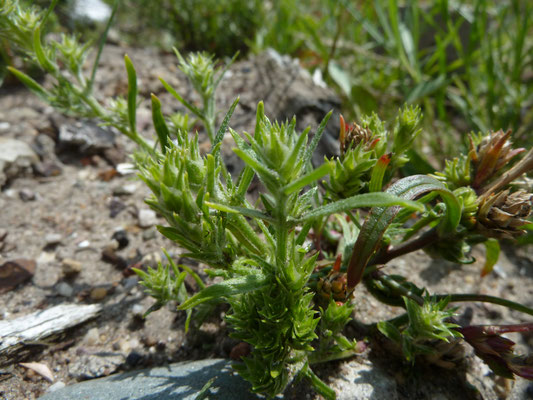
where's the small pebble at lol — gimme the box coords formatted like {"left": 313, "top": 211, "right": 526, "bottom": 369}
{"left": 131, "top": 304, "right": 144, "bottom": 317}
{"left": 141, "top": 252, "right": 162, "bottom": 269}
{"left": 108, "top": 197, "right": 126, "bottom": 218}
{"left": 56, "top": 282, "right": 74, "bottom": 297}
{"left": 19, "top": 188, "right": 36, "bottom": 202}
{"left": 90, "top": 287, "right": 108, "bottom": 301}
{"left": 111, "top": 230, "right": 129, "bottom": 249}
{"left": 112, "top": 183, "right": 137, "bottom": 196}
{"left": 61, "top": 258, "right": 82, "bottom": 277}
{"left": 44, "top": 233, "right": 62, "bottom": 246}
{"left": 77, "top": 240, "right": 90, "bottom": 248}
{"left": 118, "top": 338, "right": 131, "bottom": 353}
{"left": 142, "top": 335, "right": 157, "bottom": 347}
{"left": 4, "top": 189, "right": 17, "bottom": 198}
{"left": 493, "top": 264, "right": 507, "bottom": 278}
{"left": 138, "top": 209, "right": 157, "bottom": 228}
{"left": 125, "top": 351, "right": 143, "bottom": 367}
{"left": 37, "top": 251, "right": 56, "bottom": 264}
{"left": 47, "top": 381, "right": 66, "bottom": 393}
{"left": 84, "top": 327, "right": 100, "bottom": 346}
{"left": 101, "top": 247, "right": 127, "bottom": 269}
{"left": 122, "top": 276, "right": 139, "bottom": 291}
{"left": 116, "top": 163, "right": 135, "bottom": 175}
{"left": 142, "top": 228, "right": 157, "bottom": 241}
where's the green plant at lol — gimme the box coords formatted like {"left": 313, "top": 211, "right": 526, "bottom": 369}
{"left": 326, "top": 0, "right": 533, "bottom": 158}
{"left": 105, "top": 0, "right": 264, "bottom": 57}
{"left": 2, "top": 1, "right": 533, "bottom": 398}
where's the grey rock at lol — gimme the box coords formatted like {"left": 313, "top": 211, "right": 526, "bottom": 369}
{"left": 121, "top": 276, "right": 138, "bottom": 292}
{"left": 46, "top": 381, "right": 66, "bottom": 393}
{"left": 67, "top": 351, "right": 124, "bottom": 380}
{"left": 33, "top": 134, "right": 57, "bottom": 158}
{"left": 58, "top": 120, "right": 115, "bottom": 155}
{"left": 329, "top": 359, "right": 398, "bottom": 400}
{"left": 39, "top": 359, "right": 259, "bottom": 400}
{"left": 142, "top": 228, "right": 157, "bottom": 241}
{"left": 0, "top": 138, "right": 39, "bottom": 187}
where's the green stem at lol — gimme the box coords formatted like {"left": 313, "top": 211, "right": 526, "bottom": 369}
{"left": 376, "top": 272, "right": 424, "bottom": 306}
{"left": 86, "top": 0, "right": 119, "bottom": 95}
{"left": 302, "top": 364, "right": 336, "bottom": 400}
{"left": 346, "top": 209, "right": 362, "bottom": 229}
{"left": 276, "top": 194, "right": 288, "bottom": 266}
{"left": 443, "top": 294, "right": 533, "bottom": 317}
{"left": 203, "top": 95, "right": 216, "bottom": 143}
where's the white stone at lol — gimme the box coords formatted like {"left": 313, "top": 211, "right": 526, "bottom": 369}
{"left": 138, "top": 209, "right": 157, "bottom": 228}
{"left": 131, "top": 304, "right": 145, "bottom": 317}
{"left": 77, "top": 240, "right": 90, "bottom": 248}
{"left": 37, "top": 251, "right": 56, "bottom": 264}
{"left": 0, "top": 138, "right": 38, "bottom": 187}
{"left": 45, "top": 233, "right": 63, "bottom": 246}
{"left": 84, "top": 327, "right": 100, "bottom": 346}
{"left": 56, "top": 282, "right": 74, "bottom": 297}
{"left": 330, "top": 360, "right": 398, "bottom": 400}
{"left": 116, "top": 163, "right": 136, "bottom": 175}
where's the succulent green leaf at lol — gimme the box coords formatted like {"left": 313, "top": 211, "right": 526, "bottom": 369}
{"left": 233, "top": 147, "right": 279, "bottom": 185}
{"left": 295, "top": 192, "right": 423, "bottom": 224}
{"left": 347, "top": 175, "right": 461, "bottom": 288}
{"left": 33, "top": 26, "right": 56, "bottom": 72}
{"left": 124, "top": 55, "right": 138, "bottom": 134}
{"left": 212, "top": 97, "right": 239, "bottom": 153}
{"left": 178, "top": 271, "right": 268, "bottom": 310}
{"left": 151, "top": 94, "right": 169, "bottom": 153}
{"left": 6, "top": 67, "right": 48, "bottom": 99}
{"left": 481, "top": 238, "right": 500, "bottom": 277}
{"left": 377, "top": 321, "right": 402, "bottom": 343}
{"left": 282, "top": 162, "right": 333, "bottom": 195}
{"left": 205, "top": 201, "right": 275, "bottom": 223}
{"left": 303, "top": 111, "right": 332, "bottom": 167}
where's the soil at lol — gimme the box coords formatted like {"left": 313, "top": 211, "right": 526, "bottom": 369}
{"left": 0, "top": 45, "right": 532, "bottom": 400}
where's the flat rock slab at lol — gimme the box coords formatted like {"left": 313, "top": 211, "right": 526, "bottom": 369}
{"left": 39, "top": 359, "right": 260, "bottom": 400}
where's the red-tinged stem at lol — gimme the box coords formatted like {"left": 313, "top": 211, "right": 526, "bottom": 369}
{"left": 370, "top": 228, "right": 440, "bottom": 266}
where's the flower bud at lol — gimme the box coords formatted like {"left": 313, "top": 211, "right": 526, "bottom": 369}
{"left": 470, "top": 129, "right": 525, "bottom": 191}
{"left": 457, "top": 323, "right": 533, "bottom": 380}
{"left": 339, "top": 115, "right": 377, "bottom": 156}
{"left": 477, "top": 189, "right": 533, "bottom": 239}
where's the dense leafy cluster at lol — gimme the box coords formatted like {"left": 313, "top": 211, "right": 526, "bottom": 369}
{"left": 2, "top": 1, "right": 533, "bottom": 399}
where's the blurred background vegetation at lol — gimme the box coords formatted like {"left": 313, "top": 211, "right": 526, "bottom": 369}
{"left": 2, "top": 0, "right": 532, "bottom": 163}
